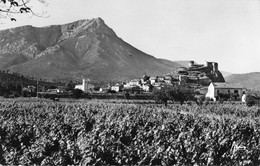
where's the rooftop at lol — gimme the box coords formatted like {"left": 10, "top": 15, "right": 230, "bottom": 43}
{"left": 212, "top": 82, "right": 242, "bottom": 89}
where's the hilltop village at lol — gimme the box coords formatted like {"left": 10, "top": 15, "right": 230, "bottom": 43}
{"left": 75, "top": 61, "right": 225, "bottom": 93}
{"left": 72, "top": 60, "right": 245, "bottom": 102}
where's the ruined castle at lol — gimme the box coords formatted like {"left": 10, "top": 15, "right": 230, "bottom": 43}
{"left": 177, "top": 61, "right": 225, "bottom": 86}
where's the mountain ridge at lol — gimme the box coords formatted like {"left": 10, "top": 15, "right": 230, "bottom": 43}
{"left": 0, "top": 18, "right": 183, "bottom": 82}
{"left": 225, "top": 72, "right": 260, "bottom": 91}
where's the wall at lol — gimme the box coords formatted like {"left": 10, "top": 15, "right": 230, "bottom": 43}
{"left": 205, "top": 83, "right": 216, "bottom": 101}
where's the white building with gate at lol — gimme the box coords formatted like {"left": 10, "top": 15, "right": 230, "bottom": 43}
{"left": 206, "top": 82, "right": 243, "bottom": 101}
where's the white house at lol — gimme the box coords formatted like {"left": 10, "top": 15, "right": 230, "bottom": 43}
{"left": 111, "top": 84, "right": 124, "bottom": 92}
{"left": 206, "top": 82, "right": 243, "bottom": 101}
{"left": 129, "top": 79, "right": 141, "bottom": 86}
{"left": 142, "top": 84, "right": 152, "bottom": 92}
{"left": 149, "top": 77, "right": 157, "bottom": 84}
{"left": 75, "top": 79, "right": 94, "bottom": 92}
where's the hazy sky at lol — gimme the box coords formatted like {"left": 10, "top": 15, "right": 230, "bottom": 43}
{"left": 1, "top": 0, "right": 260, "bottom": 74}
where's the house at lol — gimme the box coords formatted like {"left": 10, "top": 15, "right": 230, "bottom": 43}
{"left": 205, "top": 82, "right": 243, "bottom": 101}
{"left": 99, "top": 86, "right": 111, "bottom": 93}
{"left": 164, "top": 75, "right": 173, "bottom": 80}
{"left": 75, "top": 79, "right": 95, "bottom": 92}
{"left": 23, "top": 86, "right": 36, "bottom": 93}
{"left": 128, "top": 79, "right": 141, "bottom": 86}
{"left": 123, "top": 86, "right": 143, "bottom": 94}
{"left": 157, "top": 76, "right": 165, "bottom": 82}
{"left": 164, "top": 79, "right": 172, "bottom": 84}
{"left": 111, "top": 84, "right": 124, "bottom": 92}
{"left": 149, "top": 77, "right": 157, "bottom": 84}
{"left": 153, "top": 82, "right": 163, "bottom": 90}
{"left": 142, "top": 84, "right": 153, "bottom": 92}
{"left": 141, "top": 75, "right": 150, "bottom": 83}
{"left": 179, "top": 75, "right": 187, "bottom": 85}
{"left": 47, "top": 89, "right": 61, "bottom": 94}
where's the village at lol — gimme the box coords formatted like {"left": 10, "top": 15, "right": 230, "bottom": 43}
{"left": 25, "top": 60, "right": 245, "bottom": 102}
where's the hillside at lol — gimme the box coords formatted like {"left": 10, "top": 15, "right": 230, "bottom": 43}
{"left": 225, "top": 72, "right": 260, "bottom": 91}
{"left": 174, "top": 61, "right": 191, "bottom": 67}
{"left": 221, "top": 71, "right": 233, "bottom": 78}
{"left": 0, "top": 18, "right": 182, "bottom": 82}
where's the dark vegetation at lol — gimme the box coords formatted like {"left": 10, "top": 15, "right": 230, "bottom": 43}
{"left": 0, "top": 99, "right": 259, "bottom": 165}
{"left": 0, "top": 70, "right": 58, "bottom": 98}
{"left": 152, "top": 85, "right": 202, "bottom": 106}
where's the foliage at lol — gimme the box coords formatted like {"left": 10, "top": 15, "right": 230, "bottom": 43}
{"left": 152, "top": 85, "right": 195, "bottom": 106}
{"left": 65, "top": 81, "right": 75, "bottom": 91}
{"left": 0, "top": 70, "right": 55, "bottom": 96}
{"left": 0, "top": 99, "right": 259, "bottom": 165}
{"left": 13, "top": 91, "right": 20, "bottom": 97}
{"left": 124, "top": 91, "right": 130, "bottom": 100}
{"left": 3, "top": 92, "right": 9, "bottom": 98}
{"left": 246, "top": 94, "right": 256, "bottom": 107}
{"left": 0, "top": 0, "right": 48, "bottom": 21}
{"left": 72, "top": 89, "right": 84, "bottom": 99}
{"left": 167, "top": 85, "right": 195, "bottom": 105}
{"left": 107, "top": 89, "right": 117, "bottom": 93}
{"left": 152, "top": 88, "right": 168, "bottom": 106}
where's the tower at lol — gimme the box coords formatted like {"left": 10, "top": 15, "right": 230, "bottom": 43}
{"left": 189, "top": 61, "right": 195, "bottom": 67}
{"left": 206, "top": 62, "right": 213, "bottom": 70}
{"left": 213, "top": 63, "right": 218, "bottom": 71}
{"left": 82, "top": 79, "right": 86, "bottom": 91}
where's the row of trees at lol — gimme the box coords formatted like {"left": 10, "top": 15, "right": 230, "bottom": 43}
{"left": 152, "top": 85, "right": 202, "bottom": 106}
{"left": 152, "top": 85, "right": 260, "bottom": 107}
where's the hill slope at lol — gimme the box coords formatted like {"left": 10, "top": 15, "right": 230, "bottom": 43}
{"left": 0, "top": 18, "right": 182, "bottom": 82}
{"left": 225, "top": 72, "right": 260, "bottom": 91}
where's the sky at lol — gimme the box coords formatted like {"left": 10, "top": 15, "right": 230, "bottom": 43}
{"left": 1, "top": 0, "right": 260, "bottom": 74}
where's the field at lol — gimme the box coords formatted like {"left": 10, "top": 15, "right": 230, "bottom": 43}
{"left": 0, "top": 98, "right": 260, "bottom": 165}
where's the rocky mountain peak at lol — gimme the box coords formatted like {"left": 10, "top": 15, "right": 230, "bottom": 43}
{"left": 0, "top": 18, "right": 182, "bottom": 81}
{"left": 57, "top": 18, "right": 116, "bottom": 44}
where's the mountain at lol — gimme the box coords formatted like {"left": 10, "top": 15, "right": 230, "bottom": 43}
{"left": 174, "top": 61, "right": 191, "bottom": 67}
{"left": 0, "top": 18, "right": 183, "bottom": 82}
{"left": 225, "top": 72, "right": 260, "bottom": 91}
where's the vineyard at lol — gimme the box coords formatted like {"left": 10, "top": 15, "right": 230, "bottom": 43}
{"left": 0, "top": 98, "right": 260, "bottom": 165}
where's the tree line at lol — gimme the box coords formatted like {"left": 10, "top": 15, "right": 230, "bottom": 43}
{"left": 152, "top": 85, "right": 203, "bottom": 106}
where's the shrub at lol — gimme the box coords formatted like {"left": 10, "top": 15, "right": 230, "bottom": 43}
{"left": 13, "top": 91, "right": 20, "bottom": 98}
{"left": 166, "top": 85, "right": 195, "bottom": 105}
{"left": 245, "top": 94, "right": 256, "bottom": 107}
{"left": 72, "top": 89, "right": 84, "bottom": 99}
{"left": 152, "top": 89, "right": 168, "bottom": 106}
{"left": 124, "top": 92, "right": 130, "bottom": 100}
{"left": 3, "top": 93, "right": 9, "bottom": 98}
{"left": 107, "top": 89, "right": 117, "bottom": 93}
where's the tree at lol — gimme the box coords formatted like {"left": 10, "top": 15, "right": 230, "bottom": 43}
{"left": 66, "top": 81, "right": 75, "bottom": 91}
{"left": 124, "top": 91, "right": 130, "bottom": 100}
{"left": 152, "top": 88, "right": 169, "bottom": 106}
{"left": 167, "top": 85, "right": 195, "bottom": 105}
{"left": 152, "top": 85, "right": 196, "bottom": 106}
{"left": 0, "top": 0, "right": 48, "bottom": 21}
{"left": 245, "top": 94, "right": 256, "bottom": 107}
{"left": 72, "top": 89, "right": 84, "bottom": 99}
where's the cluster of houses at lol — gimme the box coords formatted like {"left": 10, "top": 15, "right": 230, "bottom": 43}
{"left": 23, "top": 60, "right": 245, "bottom": 102}
{"left": 73, "top": 77, "right": 244, "bottom": 102}
{"left": 74, "top": 60, "right": 244, "bottom": 101}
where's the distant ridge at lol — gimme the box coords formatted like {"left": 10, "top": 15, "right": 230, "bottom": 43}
{"left": 0, "top": 18, "right": 182, "bottom": 82}
{"left": 225, "top": 72, "right": 260, "bottom": 91}
{"left": 221, "top": 71, "right": 233, "bottom": 78}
